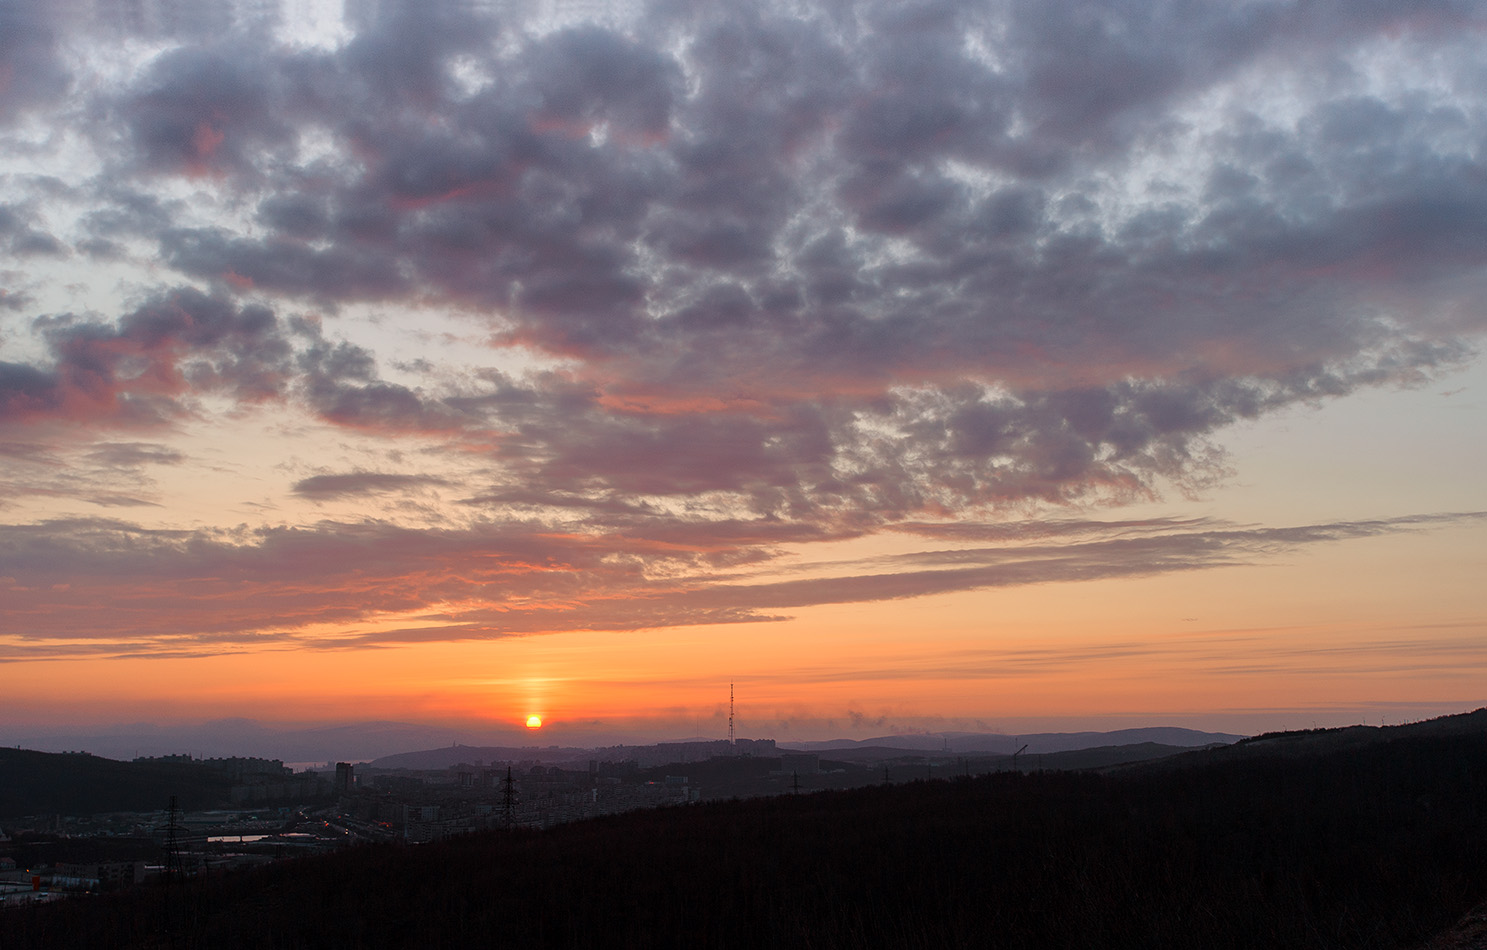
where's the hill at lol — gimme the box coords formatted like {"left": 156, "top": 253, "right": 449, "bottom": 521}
{"left": 3, "top": 719, "right": 499, "bottom": 765}
{"left": 780, "top": 725, "right": 1244, "bottom": 754}
{"left": 367, "top": 728, "right": 1239, "bottom": 772}
{"left": 368, "top": 738, "right": 780, "bottom": 771}
{"left": 0, "top": 749, "right": 233, "bottom": 819}
{"left": 6, "top": 709, "right": 1486, "bottom": 948}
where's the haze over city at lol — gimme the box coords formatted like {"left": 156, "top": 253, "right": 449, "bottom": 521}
{"left": 2, "top": 0, "right": 1484, "bottom": 753}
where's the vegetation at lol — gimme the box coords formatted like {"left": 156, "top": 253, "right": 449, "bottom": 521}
{"left": 5, "top": 722, "right": 1486, "bottom": 948}
{"left": 0, "top": 749, "right": 232, "bottom": 818}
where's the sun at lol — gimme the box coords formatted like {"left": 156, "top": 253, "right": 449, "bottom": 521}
{"left": 525, "top": 715, "right": 542, "bottom": 729}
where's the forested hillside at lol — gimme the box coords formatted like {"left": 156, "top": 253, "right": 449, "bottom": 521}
{"left": 6, "top": 715, "right": 1487, "bottom": 949}
{"left": 0, "top": 749, "right": 230, "bottom": 818}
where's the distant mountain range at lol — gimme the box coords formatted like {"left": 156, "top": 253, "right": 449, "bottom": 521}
{"left": 1, "top": 719, "right": 505, "bottom": 766}
{"left": 10, "top": 709, "right": 1487, "bottom": 949}
{"left": 5, "top": 713, "right": 1478, "bottom": 821}
{"left": 777, "top": 726, "right": 1245, "bottom": 756}
{"left": 364, "top": 729, "right": 1243, "bottom": 771}
{"left": 368, "top": 738, "right": 782, "bottom": 771}
{"left": 2, "top": 720, "right": 1244, "bottom": 767}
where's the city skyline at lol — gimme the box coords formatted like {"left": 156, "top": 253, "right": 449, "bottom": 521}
{"left": 2, "top": 0, "right": 1484, "bottom": 748}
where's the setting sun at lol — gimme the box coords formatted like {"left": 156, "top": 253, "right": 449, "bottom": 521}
{"left": 0, "top": 0, "right": 1484, "bottom": 791}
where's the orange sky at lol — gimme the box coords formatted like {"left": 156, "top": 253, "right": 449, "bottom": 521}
{"left": 2, "top": 0, "right": 1486, "bottom": 753}
{"left": 8, "top": 499, "right": 1482, "bottom": 739}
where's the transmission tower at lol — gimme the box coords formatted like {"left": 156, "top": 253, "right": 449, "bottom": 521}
{"left": 728, "top": 682, "right": 735, "bottom": 746}
{"left": 163, "top": 795, "right": 184, "bottom": 881}
{"left": 1011, "top": 743, "right": 1029, "bottom": 772}
{"left": 501, "top": 766, "right": 517, "bottom": 829}
{"left": 162, "top": 794, "right": 185, "bottom": 945}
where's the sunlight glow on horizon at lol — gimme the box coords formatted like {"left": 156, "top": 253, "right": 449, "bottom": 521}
{"left": 1, "top": 0, "right": 1484, "bottom": 751}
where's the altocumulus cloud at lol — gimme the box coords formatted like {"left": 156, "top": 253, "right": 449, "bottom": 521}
{"left": 0, "top": 0, "right": 1484, "bottom": 653}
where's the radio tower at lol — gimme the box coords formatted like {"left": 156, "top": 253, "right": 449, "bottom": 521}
{"left": 728, "top": 682, "right": 735, "bottom": 746}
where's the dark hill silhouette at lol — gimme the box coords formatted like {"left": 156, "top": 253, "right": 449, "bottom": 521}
{"left": 368, "top": 737, "right": 779, "bottom": 771}
{"left": 1129, "top": 708, "right": 1487, "bottom": 774}
{"left": 782, "top": 725, "right": 1244, "bottom": 754}
{"left": 367, "top": 729, "right": 1235, "bottom": 771}
{"left": 800, "top": 739, "right": 1213, "bottom": 768}
{"left": 7, "top": 708, "right": 1487, "bottom": 949}
{"left": 0, "top": 749, "right": 231, "bottom": 818}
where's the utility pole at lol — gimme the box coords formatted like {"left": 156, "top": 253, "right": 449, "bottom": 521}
{"left": 728, "top": 682, "right": 735, "bottom": 747}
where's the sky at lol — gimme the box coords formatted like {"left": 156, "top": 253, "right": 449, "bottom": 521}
{"left": 1, "top": 0, "right": 1485, "bottom": 751}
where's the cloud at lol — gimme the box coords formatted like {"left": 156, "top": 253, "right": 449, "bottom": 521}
{"left": 641, "top": 514, "right": 1487, "bottom": 616}
{"left": 0, "top": 2, "right": 70, "bottom": 124}
{"left": 1, "top": 0, "right": 1486, "bottom": 656}
{"left": 0, "top": 288, "right": 289, "bottom": 429}
{"left": 0, "top": 287, "right": 483, "bottom": 438}
{"left": 0, "top": 203, "right": 66, "bottom": 258}
{"left": 84, "top": 442, "right": 187, "bottom": 469}
{"left": 0, "top": 437, "right": 185, "bottom": 511}
{"left": 1, "top": 511, "right": 1479, "bottom": 659}
{"left": 292, "top": 472, "right": 453, "bottom": 499}
{"left": 119, "top": 45, "right": 294, "bottom": 179}
{"left": 63, "top": 4, "right": 1485, "bottom": 438}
